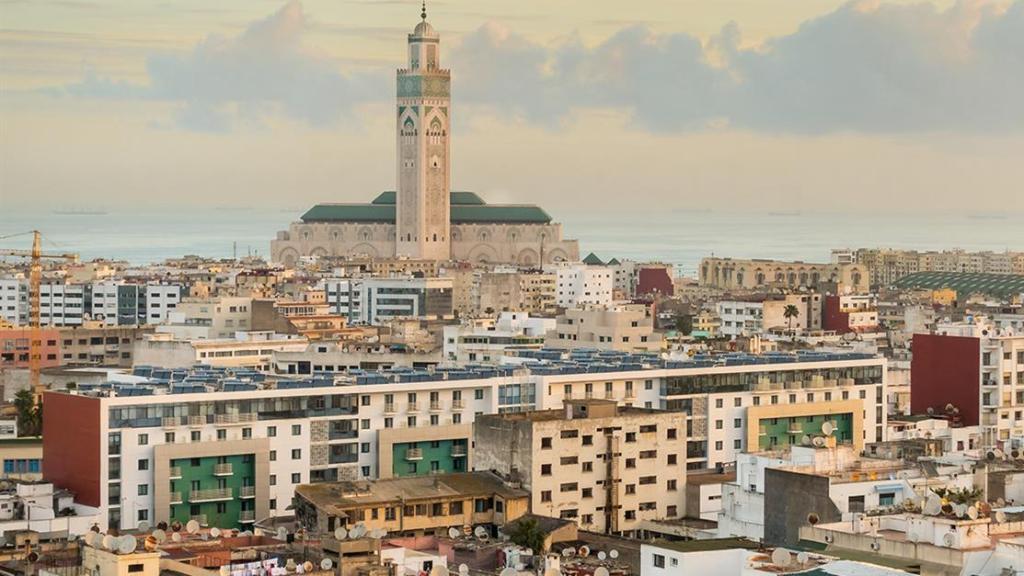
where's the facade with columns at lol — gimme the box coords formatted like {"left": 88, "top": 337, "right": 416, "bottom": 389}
{"left": 272, "top": 11, "right": 578, "bottom": 267}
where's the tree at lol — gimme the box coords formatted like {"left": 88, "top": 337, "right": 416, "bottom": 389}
{"left": 14, "top": 389, "right": 41, "bottom": 437}
{"left": 674, "top": 314, "right": 693, "bottom": 336}
{"left": 783, "top": 304, "right": 800, "bottom": 339}
{"left": 507, "top": 517, "right": 546, "bottom": 553}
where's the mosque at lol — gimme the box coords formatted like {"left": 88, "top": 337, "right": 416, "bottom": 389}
{"left": 271, "top": 6, "right": 579, "bottom": 267}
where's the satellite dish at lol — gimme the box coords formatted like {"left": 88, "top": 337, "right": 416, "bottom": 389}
{"left": 800, "top": 435, "right": 812, "bottom": 446}
{"left": 448, "top": 527, "right": 460, "bottom": 539}
{"left": 240, "top": 531, "right": 253, "bottom": 537}
{"left": 144, "top": 535, "right": 158, "bottom": 552}
{"left": 907, "top": 529, "right": 919, "bottom": 543}
{"left": 597, "top": 551, "right": 607, "bottom": 561}
{"left": 137, "top": 521, "right": 151, "bottom": 532}
{"left": 153, "top": 529, "right": 166, "bottom": 543}
{"left": 594, "top": 569, "right": 610, "bottom": 576}
{"left": 26, "top": 552, "right": 40, "bottom": 563}
{"left": 926, "top": 407, "right": 935, "bottom": 415}
{"left": 995, "top": 449, "right": 1006, "bottom": 459}
{"left": 942, "top": 533, "right": 956, "bottom": 547}
{"left": 609, "top": 550, "right": 619, "bottom": 559}
{"left": 807, "top": 512, "right": 820, "bottom": 525}
{"left": 276, "top": 527, "right": 288, "bottom": 540}
{"left": 821, "top": 421, "right": 835, "bottom": 436}
{"left": 430, "top": 567, "right": 449, "bottom": 576}
{"left": 812, "top": 436, "right": 826, "bottom": 447}
{"left": 998, "top": 497, "right": 1007, "bottom": 507}
{"left": 321, "top": 559, "right": 333, "bottom": 571}
{"left": 186, "top": 520, "right": 200, "bottom": 534}
{"left": 997, "top": 511, "right": 1008, "bottom": 523}
{"left": 200, "top": 533, "right": 209, "bottom": 541}
{"left": 562, "top": 547, "right": 576, "bottom": 557}
{"left": 303, "top": 561, "right": 314, "bottom": 573}
{"left": 796, "top": 552, "right": 809, "bottom": 565}
{"left": 941, "top": 502, "right": 954, "bottom": 515}
{"left": 954, "top": 503, "right": 968, "bottom": 517}
{"left": 771, "top": 548, "right": 791, "bottom": 566}
{"left": 459, "top": 564, "right": 469, "bottom": 576}
{"left": 351, "top": 524, "right": 367, "bottom": 539}
{"left": 117, "top": 535, "right": 138, "bottom": 554}
{"left": 286, "top": 559, "right": 297, "bottom": 571}
{"left": 925, "top": 498, "right": 942, "bottom": 515}
{"left": 172, "top": 533, "right": 182, "bottom": 542}
{"left": 499, "top": 568, "right": 517, "bottom": 576}
{"left": 987, "top": 451, "right": 997, "bottom": 461}
{"left": 210, "top": 527, "right": 221, "bottom": 538}
{"left": 474, "top": 526, "right": 488, "bottom": 538}
{"left": 335, "top": 527, "right": 348, "bottom": 540}
{"left": 544, "top": 570, "right": 559, "bottom": 576}
{"left": 578, "top": 545, "right": 590, "bottom": 557}
{"left": 945, "top": 403, "right": 955, "bottom": 412}
{"left": 102, "top": 535, "right": 117, "bottom": 550}
{"left": 171, "top": 521, "right": 182, "bottom": 532}
{"left": 254, "top": 528, "right": 264, "bottom": 537}
{"left": 968, "top": 506, "right": 979, "bottom": 520}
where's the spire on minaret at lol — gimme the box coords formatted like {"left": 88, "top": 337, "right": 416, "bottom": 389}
{"left": 421, "top": 0, "right": 426, "bottom": 20}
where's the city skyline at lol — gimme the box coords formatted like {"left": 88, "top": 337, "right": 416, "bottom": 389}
{"left": 1, "top": 0, "right": 1022, "bottom": 215}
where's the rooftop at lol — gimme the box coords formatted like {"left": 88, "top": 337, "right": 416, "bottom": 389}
{"left": 300, "top": 191, "right": 553, "bottom": 224}
{"left": 892, "top": 271, "right": 1024, "bottom": 298}
{"left": 294, "top": 471, "right": 527, "bottom": 512}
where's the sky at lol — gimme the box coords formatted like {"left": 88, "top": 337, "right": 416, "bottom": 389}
{"left": 1, "top": 0, "right": 1022, "bottom": 214}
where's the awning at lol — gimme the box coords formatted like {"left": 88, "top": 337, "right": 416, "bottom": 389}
{"left": 873, "top": 483, "right": 903, "bottom": 493}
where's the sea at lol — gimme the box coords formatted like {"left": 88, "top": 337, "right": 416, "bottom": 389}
{"left": 1, "top": 208, "right": 1021, "bottom": 278}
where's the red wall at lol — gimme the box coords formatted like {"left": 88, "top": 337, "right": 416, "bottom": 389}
{"left": 0, "top": 328, "right": 63, "bottom": 369}
{"left": 910, "top": 334, "right": 980, "bottom": 426}
{"left": 822, "top": 295, "right": 851, "bottom": 334}
{"left": 43, "top": 392, "right": 102, "bottom": 507}
{"left": 637, "top": 268, "right": 673, "bottom": 297}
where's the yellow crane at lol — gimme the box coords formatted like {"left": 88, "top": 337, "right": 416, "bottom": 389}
{"left": 0, "top": 230, "right": 79, "bottom": 400}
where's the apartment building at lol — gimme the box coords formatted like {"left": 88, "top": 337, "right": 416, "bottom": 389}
{"left": 911, "top": 318, "right": 1024, "bottom": 449}
{"left": 162, "top": 297, "right": 253, "bottom": 339}
{"left": 851, "top": 248, "right": 1024, "bottom": 286}
{"left": 476, "top": 271, "right": 557, "bottom": 315}
{"left": 718, "top": 295, "right": 822, "bottom": 337}
{"left": 555, "top": 264, "right": 613, "bottom": 308}
{"left": 323, "top": 277, "right": 454, "bottom": 324}
{"left": 474, "top": 399, "right": 687, "bottom": 536}
{"left": 57, "top": 325, "right": 155, "bottom": 367}
{"left": 0, "top": 278, "right": 27, "bottom": 326}
{"left": 89, "top": 282, "right": 183, "bottom": 326}
{"left": 545, "top": 304, "right": 662, "bottom": 352}
{"left": 39, "top": 282, "right": 86, "bottom": 326}
{"left": 442, "top": 313, "right": 553, "bottom": 363}
{"left": 823, "top": 294, "right": 879, "bottom": 334}
{"left": 699, "top": 258, "right": 869, "bottom": 293}
{"left": 717, "top": 300, "right": 763, "bottom": 337}
{"left": 0, "top": 328, "right": 61, "bottom": 369}
{"left": 133, "top": 332, "right": 309, "bottom": 370}
{"left": 292, "top": 471, "right": 528, "bottom": 536}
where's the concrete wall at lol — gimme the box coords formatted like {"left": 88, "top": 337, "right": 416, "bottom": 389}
{"left": 764, "top": 468, "right": 838, "bottom": 546}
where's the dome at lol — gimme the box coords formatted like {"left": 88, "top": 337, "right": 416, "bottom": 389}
{"left": 412, "top": 20, "right": 438, "bottom": 39}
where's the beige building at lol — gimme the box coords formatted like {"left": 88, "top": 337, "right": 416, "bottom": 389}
{"left": 292, "top": 471, "right": 528, "bottom": 536}
{"left": 477, "top": 271, "right": 557, "bottom": 316}
{"left": 473, "top": 399, "right": 686, "bottom": 537}
{"left": 57, "top": 324, "right": 156, "bottom": 367}
{"left": 700, "top": 257, "right": 869, "bottom": 293}
{"left": 545, "top": 304, "right": 662, "bottom": 352}
{"left": 162, "top": 296, "right": 253, "bottom": 339}
{"left": 133, "top": 331, "right": 308, "bottom": 370}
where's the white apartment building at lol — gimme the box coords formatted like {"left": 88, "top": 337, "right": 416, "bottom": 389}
{"left": 323, "top": 277, "right": 454, "bottom": 325}
{"left": 555, "top": 264, "right": 613, "bottom": 308}
{"left": 0, "top": 278, "right": 26, "bottom": 326}
{"left": 717, "top": 300, "right": 763, "bottom": 337}
{"left": 90, "top": 282, "right": 183, "bottom": 326}
{"left": 442, "top": 312, "right": 554, "bottom": 363}
{"left": 39, "top": 282, "right": 87, "bottom": 326}
{"left": 133, "top": 331, "right": 308, "bottom": 370}
{"left": 474, "top": 399, "right": 687, "bottom": 536}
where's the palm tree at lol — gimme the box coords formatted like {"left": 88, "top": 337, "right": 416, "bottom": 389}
{"left": 783, "top": 304, "right": 800, "bottom": 339}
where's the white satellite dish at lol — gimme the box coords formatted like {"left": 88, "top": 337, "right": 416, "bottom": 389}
{"left": 186, "top": 520, "right": 200, "bottom": 534}
{"left": 597, "top": 551, "right": 607, "bottom": 561}
{"left": 968, "top": 506, "right": 979, "bottom": 520}
{"left": 800, "top": 435, "right": 812, "bottom": 446}
{"left": 172, "top": 533, "right": 182, "bottom": 543}
{"left": 997, "top": 511, "right": 1008, "bottom": 523}
{"left": 137, "top": 521, "right": 151, "bottom": 532}
{"left": 372, "top": 529, "right": 388, "bottom": 539}
{"left": 812, "top": 436, "right": 826, "bottom": 447}
{"left": 954, "top": 503, "right": 968, "bottom": 518}
{"left": 210, "top": 527, "right": 221, "bottom": 538}
{"left": 562, "top": 547, "right": 576, "bottom": 557}
{"left": 594, "top": 568, "right": 610, "bottom": 576}
{"left": 303, "top": 561, "right": 314, "bottom": 573}
{"left": 796, "top": 551, "right": 809, "bottom": 565}
{"left": 448, "top": 527, "right": 461, "bottom": 539}
{"left": 152, "top": 529, "right": 166, "bottom": 543}
{"left": 351, "top": 524, "right": 367, "bottom": 539}
{"left": 474, "top": 526, "right": 488, "bottom": 538}
{"left": 335, "top": 527, "right": 348, "bottom": 540}
{"left": 117, "top": 535, "right": 138, "bottom": 554}
{"left": 578, "top": 545, "right": 590, "bottom": 557}
{"left": 430, "top": 567, "right": 449, "bottom": 576}
{"left": 321, "top": 559, "right": 333, "bottom": 571}
{"left": 821, "top": 421, "right": 835, "bottom": 436}
{"left": 771, "top": 548, "right": 791, "bottom": 566}
{"left": 499, "top": 568, "right": 517, "bottom": 576}
{"left": 942, "top": 533, "right": 956, "bottom": 547}
{"left": 276, "top": 527, "right": 288, "bottom": 540}
{"left": 102, "top": 535, "right": 117, "bottom": 550}
{"left": 609, "top": 550, "right": 619, "bottom": 559}
{"left": 254, "top": 528, "right": 264, "bottom": 537}
{"left": 86, "top": 533, "right": 100, "bottom": 548}
{"left": 924, "top": 498, "right": 942, "bottom": 515}
{"left": 459, "top": 565, "right": 469, "bottom": 576}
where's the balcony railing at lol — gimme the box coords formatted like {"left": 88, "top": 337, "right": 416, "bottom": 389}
{"left": 239, "top": 486, "right": 256, "bottom": 499}
{"left": 407, "top": 402, "right": 420, "bottom": 412}
{"left": 625, "top": 390, "right": 636, "bottom": 399}
{"left": 452, "top": 399, "right": 465, "bottom": 410}
{"left": 451, "top": 445, "right": 467, "bottom": 457}
{"left": 384, "top": 403, "right": 397, "bottom": 414}
{"left": 162, "top": 417, "right": 179, "bottom": 428}
{"left": 169, "top": 466, "right": 182, "bottom": 479}
{"left": 239, "top": 510, "right": 255, "bottom": 523}
{"left": 190, "top": 488, "right": 233, "bottom": 502}
{"left": 214, "top": 463, "right": 233, "bottom": 476}
{"left": 430, "top": 401, "right": 443, "bottom": 412}
{"left": 215, "top": 413, "right": 256, "bottom": 425}
{"left": 405, "top": 448, "right": 423, "bottom": 461}
{"left": 170, "top": 492, "right": 183, "bottom": 505}
{"left": 187, "top": 416, "right": 205, "bottom": 427}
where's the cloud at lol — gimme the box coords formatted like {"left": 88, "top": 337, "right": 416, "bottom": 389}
{"left": 450, "top": 0, "right": 1024, "bottom": 133}
{"left": 49, "top": 0, "right": 1024, "bottom": 133}
{"left": 57, "top": 0, "right": 382, "bottom": 131}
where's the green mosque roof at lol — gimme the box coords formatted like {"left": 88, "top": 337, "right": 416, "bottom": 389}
{"left": 892, "top": 271, "right": 1024, "bottom": 298}
{"left": 302, "top": 191, "right": 552, "bottom": 224}
{"left": 582, "top": 253, "right": 605, "bottom": 265}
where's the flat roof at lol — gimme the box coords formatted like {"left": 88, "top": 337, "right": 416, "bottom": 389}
{"left": 295, "top": 471, "right": 527, "bottom": 512}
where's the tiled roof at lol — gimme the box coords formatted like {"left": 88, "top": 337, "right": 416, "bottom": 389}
{"left": 301, "top": 191, "right": 551, "bottom": 224}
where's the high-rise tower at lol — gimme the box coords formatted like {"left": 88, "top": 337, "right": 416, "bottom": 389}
{"left": 396, "top": 3, "right": 451, "bottom": 260}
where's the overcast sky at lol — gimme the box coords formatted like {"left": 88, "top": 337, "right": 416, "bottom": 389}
{"left": 1, "top": 0, "right": 1022, "bottom": 214}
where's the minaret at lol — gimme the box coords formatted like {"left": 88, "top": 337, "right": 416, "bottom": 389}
{"left": 396, "top": 2, "right": 451, "bottom": 260}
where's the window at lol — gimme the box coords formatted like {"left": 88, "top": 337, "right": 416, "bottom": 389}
{"left": 560, "top": 482, "right": 578, "bottom": 492}
{"left": 541, "top": 490, "right": 552, "bottom": 502}
{"left": 734, "top": 397, "right": 742, "bottom": 407}
{"left": 475, "top": 389, "right": 484, "bottom": 400}
{"left": 138, "top": 484, "right": 148, "bottom": 496}
{"left": 625, "top": 484, "right": 636, "bottom": 494}
{"left": 667, "top": 428, "right": 677, "bottom": 440}
{"left": 652, "top": 554, "right": 666, "bottom": 568}
{"left": 269, "top": 475, "right": 277, "bottom": 486}
{"left": 625, "top": 432, "right": 637, "bottom": 443}
{"left": 242, "top": 427, "right": 252, "bottom": 439}
{"left": 270, "top": 450, "right": 276, "bottom": 461}
{"left": 291, "top": 473, "right": 301, "bottom": 484}
{"left": 582, "top": 488, "right": 593, "bottom": 498}
{"left": 667, "top": 454, "right": 677, "bottom": 465}
{"left": 267, "top": 426, "right": 277, "bottom": 437}
{"left": 138, "top": 433, "right": 148, "bottom": 446}
{"left": 639, "top": 475, "right": 656, "bottom": 485}
{"left": 292, "top": 424, "right": 302, "bottom": 436}
{"left": 626, "top": 458, "right": 636, "bottom": 468}
{"left": 292, "top": 449, "right": 301, "bottom": 460}
{"left": 216, "top": 429, "right": 227, "bottom": 440}
{"left": 138, "top": 459, "right": 149, "bottom": 471}
{"left": 191, "top": 431, "right": 200, "bottom": 442}
{"left": 715, "top": 420, "right": 723, "bottom": 430}
{"left": 541, "top": 437, "right": 552, "bottom": 449}
{"left": 667, "top": 479, "right": 677, "bottom": 491}
{"left": 450, "top": 501, "right": 463, "bottom": 515}
{"left": 582, "top": 461, "right": 593, "bottom": 472}
{"left": 541, "top": 464, "right": 552, "bottom": 476}
{"left": 879, "top": 492, "right": 896, "bottom": 507}
{"left": 715, "top": 398, "right": 723, "bottom": 408}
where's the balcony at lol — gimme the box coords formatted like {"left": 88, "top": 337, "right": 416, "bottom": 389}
{"left": 405, "top": 448, "right": 423, "bottom": 461}
{"left": 625, "top": 390, "right": 636, "bottom": 399}
{"left": 451, "top": 445, "right": 467, "bottom": 457}
{"left": 407, "top": 402, "right": 420, "bottom": 412}
{"left": 169, "top": 466, "right": 182, "bottom": 479}
{"left": 191, "top": 514, "right": 208, "bottom": 526}
{"left": 190, "top": 488, "right": 233, "bottom": 502}
{"left": 239, "top": 486, "right": 256, "bottom": 499}
{"left": 383, "top": 403, "right": 397, "bottom": 414}
{"left": 239, "top": 510, "right": 255, "bottom": 523}
{"left": 170, "top": 492, "right": 183, "bottom": 505}
{"left": 430, "top": 401, "right": 444, "bottom": 412}
{"left": 788, "top": 423, "right": 804, "bottom": 434}
{"left": 162, "top": 417, "right": 180, "bottom": 428}
{"left": 452, "top": 399, "right": 465, "bottom": 410}
{"left": 213, "top": 463, "right": 233, "bottom": 476}
{"left": 215, "top": 413, "right": 256, "bottom": 425}
{"left": 187, "top": 416, "right": 205, "bottom": 427}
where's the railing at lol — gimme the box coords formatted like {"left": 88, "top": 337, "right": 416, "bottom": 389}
{"left": 162, "top": 417, "right": 179, "bottom": 428}
{"left": 625, "top": 390, "right": 636, "bottom": 399}
{"left": 384, "top": 403, "right": 397, "bottom": 414}
{"left": 451, "top": 445, "right": 467, "bottom": 457}
{"left": 215, "top": 413, "right": 256, "bottom": 425}
{"left": 405, "top": 448, "right": 423, "bottom": 461}
{"left": 452, "top": 399, "right": 465, "bottom": 410}
{"left": 214, "top": 463, "right": 233, "bottom": 476}
{"left": 187, "top": 416, "right": 205, "bottom": 426}
{"left": 239, "top": 510, "right": 255, "bottom": 523}
{"left": 430, "top": 401, "right": 443, "bottom": 412}
{"left": 239, "top": 486, "right": 256, "bottom": 498}
{"left": 169, "top": 466, "right": 182, "bottom": 479}
{"left": 170, "top": 492, "right": 183, "bottom": 505}
{"left": 407, "top": 402, "right": 420, "bottom": 412}
{"left": 191, "top": 514, "right": 208, "bottom": 526}
{"left": 190, "top": 488, "right": 233, "bottom": 502}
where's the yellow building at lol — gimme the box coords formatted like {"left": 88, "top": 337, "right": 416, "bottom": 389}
{"left": 930, "top": 288, "right": 957, "bottom": 306}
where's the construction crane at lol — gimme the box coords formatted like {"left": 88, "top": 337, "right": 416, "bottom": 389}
{"left": 0, "top": 230, "right": 79, "bottom": 400}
